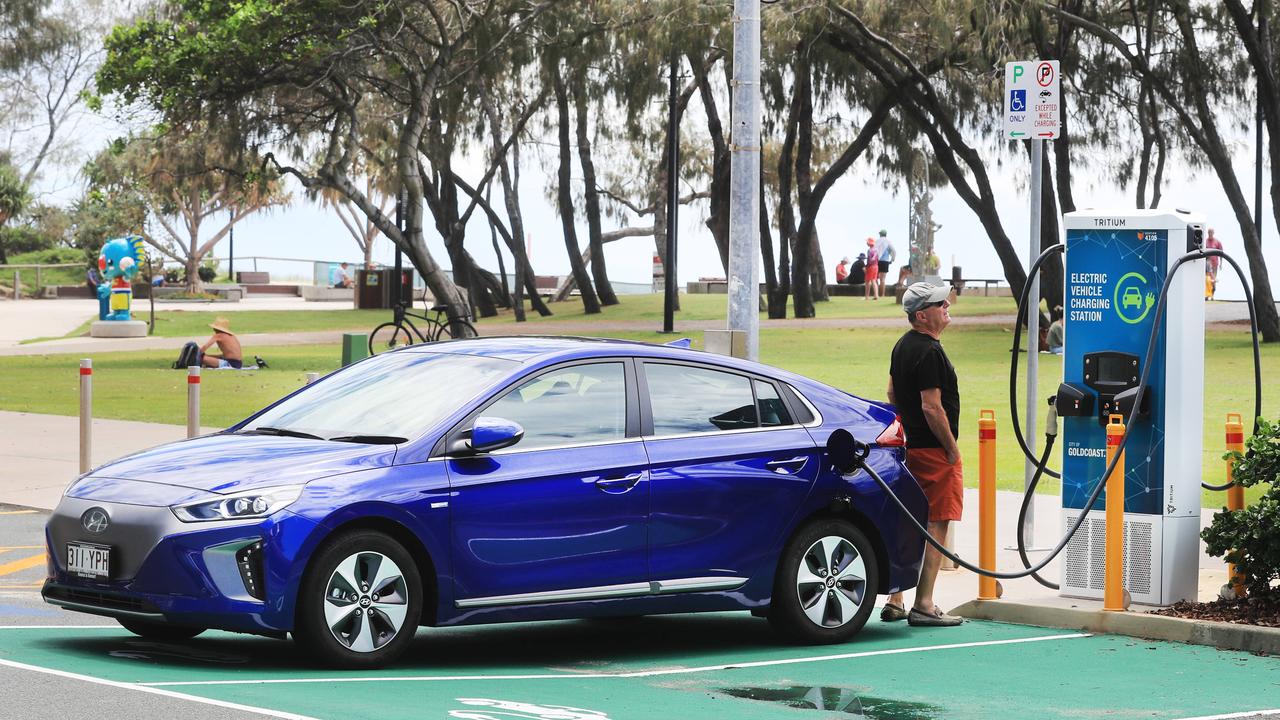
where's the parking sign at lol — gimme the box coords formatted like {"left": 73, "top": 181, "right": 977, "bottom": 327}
{"left": 1004, "top": 60, "right": 1060, "bottom": 139}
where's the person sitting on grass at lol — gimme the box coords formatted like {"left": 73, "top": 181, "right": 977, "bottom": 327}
{"left": 200, "top": 317, "right": 244, "bottom": 369}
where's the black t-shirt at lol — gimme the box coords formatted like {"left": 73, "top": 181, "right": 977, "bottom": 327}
{"left": 890, "top": 329, "right": 960, "bottom": 449}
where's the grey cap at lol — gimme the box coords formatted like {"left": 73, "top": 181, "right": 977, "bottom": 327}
{"left": 902, "top": 282, "right": 953, "bottom": 316}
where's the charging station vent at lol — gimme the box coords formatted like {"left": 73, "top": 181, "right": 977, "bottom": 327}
{"left": 1062, "top": 513, "right": 1156, "bottom": 597}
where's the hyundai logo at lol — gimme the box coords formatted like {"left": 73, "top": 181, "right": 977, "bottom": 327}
{"left": 81, "top": 507, "right": 110, "bottom": 534}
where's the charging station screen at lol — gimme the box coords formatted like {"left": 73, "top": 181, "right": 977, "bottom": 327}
{"left": 1062, "top": 227, "right": 1167, "bottom": 515}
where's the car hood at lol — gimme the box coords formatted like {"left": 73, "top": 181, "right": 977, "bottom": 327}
{"left": 81, "top": 432, "right": 398, "bottom": 494}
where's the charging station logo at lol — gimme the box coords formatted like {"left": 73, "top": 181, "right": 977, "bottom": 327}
{"left": 1113, "top": 271, "right": 1155, "bottom": 324}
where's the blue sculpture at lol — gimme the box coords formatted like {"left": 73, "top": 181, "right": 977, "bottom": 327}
{"left": 97, "top": 236, "right": 146, "bottom": 321}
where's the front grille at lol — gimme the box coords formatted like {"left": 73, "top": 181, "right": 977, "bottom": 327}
{"left": 43, "top": 583, "right": 161, "bottom": 614}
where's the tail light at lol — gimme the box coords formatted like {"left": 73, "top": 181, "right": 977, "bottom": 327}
{"left": 875, "top": 416, "right": 906, "bottom": 447}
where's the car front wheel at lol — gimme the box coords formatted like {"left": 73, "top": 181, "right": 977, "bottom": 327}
{"left": 295, "top": 530, "right": 422, "bottom": 668}
{"left": 768, "top": 519, "right": 879, "bottom": 644}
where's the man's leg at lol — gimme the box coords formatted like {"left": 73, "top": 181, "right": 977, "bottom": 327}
{"left": 201, "top": 354, "right": 221, "bottom": 368}
{"left": 912, "top": 520, "right": 949, "bottom": 613}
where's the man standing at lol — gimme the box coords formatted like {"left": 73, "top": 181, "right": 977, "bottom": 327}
{"left": 882, "top": 282, "right": 964, "bottom": 627}
{"left": 874, "top": 229, "right": 897, "bottom": 296}
{"left": 1204, "top": 228, "right": 1223, "bottom": 300}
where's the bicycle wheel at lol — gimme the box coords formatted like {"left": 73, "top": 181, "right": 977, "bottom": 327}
{"left": 434, "top": 319, "right": 478, "bottom": 341}
{"left": 368, "top": 323, "right": 415, "bottom": 355}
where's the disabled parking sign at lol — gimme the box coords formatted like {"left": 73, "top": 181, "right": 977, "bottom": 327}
{"left": 1004, "top": 60, "right": 1060, "bottom": 139}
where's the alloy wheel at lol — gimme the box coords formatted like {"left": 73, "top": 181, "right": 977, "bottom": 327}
{"left": 323, "top": 551, "right": 410, "bottom": 653}
{"left": 795, "top": 535, "right": 868, "bottom": 628}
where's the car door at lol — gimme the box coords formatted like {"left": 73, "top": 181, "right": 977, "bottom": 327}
{"left": 639, "top": 360, "right": 820, "bottom": 587}
{"left": 445, "top": 360, "right": 651, "bottom": 607}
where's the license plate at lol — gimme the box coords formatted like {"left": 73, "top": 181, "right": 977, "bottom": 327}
{"left": 67, "top": 542, "right": 110, "bottom": 579}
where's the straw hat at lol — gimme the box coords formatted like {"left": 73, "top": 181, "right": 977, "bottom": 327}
{"left": 208, "top": 317, "right": 235, "bottom": 335}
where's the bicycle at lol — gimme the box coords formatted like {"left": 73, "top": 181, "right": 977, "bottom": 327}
{"left": 368, "top": 301, "right": 478, "bottom": 355}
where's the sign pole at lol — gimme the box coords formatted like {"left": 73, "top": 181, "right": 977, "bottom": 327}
{"left": 1024, "top": 138, "right": 1042, "bottom": 544}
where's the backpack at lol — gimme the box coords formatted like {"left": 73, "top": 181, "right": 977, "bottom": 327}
{"left": 173, "top": 341, "right": 201, "bottom": 370}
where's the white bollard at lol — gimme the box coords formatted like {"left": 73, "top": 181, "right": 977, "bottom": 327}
{"left": 79, "top": 359, "right": 92, "bottom": 473}
{"left": 187, "top": 366, "right": 201, "bottom": 438}
{"left": 305, "top": 372, "right": 320, "bottom": 385}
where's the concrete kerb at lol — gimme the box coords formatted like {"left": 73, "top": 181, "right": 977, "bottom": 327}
{"left": 952, "top": 598, "right": 1280, "bottom": 656}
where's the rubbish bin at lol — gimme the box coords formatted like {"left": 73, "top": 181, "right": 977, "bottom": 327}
{"left": 356, "top": 268, "right": 390, "bottom": 309}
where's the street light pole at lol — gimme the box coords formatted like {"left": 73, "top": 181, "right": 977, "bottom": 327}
{"left": 663, "top": 54, "right": 680, "bottom": 334}
{"left": 228, "top": 209, "right": 235, "bottom": 282}
{"left": 727, "top": 0, "right": 761, "bottom": 360}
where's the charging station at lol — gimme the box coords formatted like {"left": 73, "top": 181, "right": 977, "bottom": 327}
{"left": 1056, "top": 209, "right": 1206, "bottom": 606}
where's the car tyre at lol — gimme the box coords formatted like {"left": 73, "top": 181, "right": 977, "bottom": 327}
{"left": 295, "top": 530, "right": 422, "bottom": 669}
{"left": 768, "top": 519, "right": 879, "bottom": 644}
{"left": 118, "top": 619, "right": 205, "bottom": 641}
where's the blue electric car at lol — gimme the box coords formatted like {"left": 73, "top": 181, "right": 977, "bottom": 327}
{"left": 43, "top": 337, "right": 927, "bottom": 668}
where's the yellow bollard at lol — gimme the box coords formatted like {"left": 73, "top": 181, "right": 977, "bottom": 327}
{"left": 977, "top": 409, "right": 998, "bottom": 600}
{"left": 1225, "top": 413, "right": 1246, "bottom": 598}
{"left": 1104, "top": 414, "right": 1126, "bottom": 612}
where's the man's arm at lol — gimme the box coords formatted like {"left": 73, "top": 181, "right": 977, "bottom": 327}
{"left": 886, "top": 377, "right": 896, "bottom": 405}
{"left": 199, "top": 333, "right": 217, "bottom": 352}
{"left": 920, "top": 387, "right": 960, "bottom": 464}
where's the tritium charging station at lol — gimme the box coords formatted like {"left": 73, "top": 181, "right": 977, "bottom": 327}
{"left": 1058, "top": 209, "right": 1206, "bottom": 606}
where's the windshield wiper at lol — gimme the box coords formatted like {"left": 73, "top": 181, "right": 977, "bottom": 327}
{"left": 240, "top": 427, "right": 325, "bottom": 440}
{"left": 328, "top": 434, "right": 407, "bottom": 445}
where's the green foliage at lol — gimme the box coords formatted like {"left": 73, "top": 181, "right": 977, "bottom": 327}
{"left": 1202, "top": 417, "right": 1280, "bottom": 597}
{"left": 0, "top": 226, "right": 54, "bottom": 258}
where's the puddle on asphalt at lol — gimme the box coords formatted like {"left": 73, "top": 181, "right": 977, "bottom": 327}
{"left": 719, "top": 686, "right": 941, "bottom": 719}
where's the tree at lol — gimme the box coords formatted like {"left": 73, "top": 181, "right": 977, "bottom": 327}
{"left": 86, "top": 128, "right": 289, "bottom": 292}
{"left": 1055, "top": 2, "right": 1280, "bottom": 342}
{"left": 0, "top": 157, "right": 30, "bottom": 263}
{"left": 98, "top": 0, "right": 554, "bottom": 335}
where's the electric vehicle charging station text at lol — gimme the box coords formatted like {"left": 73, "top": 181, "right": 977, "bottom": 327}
{"left": 1057, "top": 210, "right": 1206, "bottom": 606}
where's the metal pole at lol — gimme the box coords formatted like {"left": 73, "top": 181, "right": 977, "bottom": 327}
{"left": 1023, "top": 139, "right": 1043, "bottom": 543}
{"left": 79, "top": 359, "right": 92, "bottom": 474}
{"left": 727, "top": 0, "right": 761, "bottom": 360}
{"left": 663, "top": 54, "right": 680, "bottom": 334}
{"left": 187, "top": 366, "right": 201, "bottom": 439}
{"left": 394, "top": 189, "right": 404, "bottom": 307}
{"left": 228, "top": 209, "right": 235, "bottom": 282}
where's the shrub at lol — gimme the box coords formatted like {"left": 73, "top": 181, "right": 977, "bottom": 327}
{"left": 1202, "top": 416, "right": 1280, "bottom": 597}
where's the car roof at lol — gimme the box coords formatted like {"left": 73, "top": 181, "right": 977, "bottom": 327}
{"left": 401, "top": 335, "right": 810, "bottom": 382}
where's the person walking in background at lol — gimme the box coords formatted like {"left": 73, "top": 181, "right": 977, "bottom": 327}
{"left": 874, "top": 229, "right": 897, "bottom": 296}
{"left": 1204, "top": 228, "right": 1222, "bottom": 300}
{"left": 882, "top": 283, "right": 964, "bottom": 627}
{"left": 863, "top": 237, "right": 880, "bottom": 300}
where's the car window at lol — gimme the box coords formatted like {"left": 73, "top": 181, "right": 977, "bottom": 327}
{"left": 645, "top": 363, "right": 758, "bottom": 436}
{"left": 755, "top": 380, "right": 792, "bottom": 427}
{"left": 484, "top": 362, "right": 627, "bottom": 451}
{"left": 243, "top": 352, "right": 514, "bottom": 439}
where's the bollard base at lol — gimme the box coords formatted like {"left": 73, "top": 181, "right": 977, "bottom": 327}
{"left": 89, "top": 320, "right": 147, "bottom": 338}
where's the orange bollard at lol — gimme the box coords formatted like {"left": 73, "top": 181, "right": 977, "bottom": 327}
{"left": 1225, "top": 413, "right": 1246, "bottom": 598}
{"left": 977, "top": 410, "right": 998, "bottom": 600}
{"left": 1104, "top": 414, "right": 1126, "bottom": 612}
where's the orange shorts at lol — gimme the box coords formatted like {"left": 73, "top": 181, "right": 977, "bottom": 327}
{"left": 864, "top": 264, "right": 879, "bottom": 282}
{"left": 905, "top": 447, "right": 964, "bottom": 522}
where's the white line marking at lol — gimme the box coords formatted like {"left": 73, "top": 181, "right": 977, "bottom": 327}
{"left": 0, "top": 657, "right": 318, "bottom": 720}
{"left": 1173, "top": 711, "right": 1280, "bottom": 720}
{"left": 141, "top": 632, "right": 1090, "bottom": 687}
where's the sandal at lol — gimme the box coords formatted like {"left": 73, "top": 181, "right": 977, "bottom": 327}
{"left": 880, "top": 602, "right": 909, "bottom": 622}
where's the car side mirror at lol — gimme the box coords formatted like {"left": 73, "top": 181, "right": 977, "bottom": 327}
{"left": 827, "top": 428, "right": 869, "bottom": 474}
{"left": 451, "top": 416, "right": 524, "bottom": 455}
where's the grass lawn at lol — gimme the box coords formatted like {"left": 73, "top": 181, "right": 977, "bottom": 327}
{"left": 0, "top": 322, "right": 1269, "bottom": 505}
{"left": 40, "top": 291, "right": 1019, "bottom": 342}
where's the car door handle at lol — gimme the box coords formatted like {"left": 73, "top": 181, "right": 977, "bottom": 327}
{"left": 766, "top": 456, "right": 809, "bottom": 474}
{"left": 596, "top": 472, "right": 644, "bottom": 493}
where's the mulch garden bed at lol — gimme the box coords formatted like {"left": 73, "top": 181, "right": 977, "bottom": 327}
{"left": 1150, "top": 592, "right": 1280, "bottom": 628}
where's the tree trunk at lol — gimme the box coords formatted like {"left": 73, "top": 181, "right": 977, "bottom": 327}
{"left": 790, "top": 54, "right": 815, "bottom": 318}
{"left": 185, "top": 255, "right": 202, "bottom": 294}
{"left": 690, "top": 51, "right": 731, "bottom": 274}
{"left": 760, "top": 172, "right": 788, "bottom": 319}
{"left": 552, "top": 72, "right": 600, "bottom": 314}
{"left": 573, "top": 70, "right": 617, "bottom": 306}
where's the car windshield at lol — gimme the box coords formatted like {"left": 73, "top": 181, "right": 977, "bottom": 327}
{"left": 240, "top": 351, "right": 514, "bottom": 441}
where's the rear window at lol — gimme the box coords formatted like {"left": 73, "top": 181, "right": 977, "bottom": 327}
{"left": 645, "top": 363, "right": 758, "bottom": 436}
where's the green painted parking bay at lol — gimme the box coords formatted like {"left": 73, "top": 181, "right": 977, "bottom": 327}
{"left": 1, "top": 613, "right": 1278, "bottom": 719}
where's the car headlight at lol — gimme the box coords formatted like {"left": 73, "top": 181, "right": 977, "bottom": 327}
{"left": 171, "top": 486, "right": 304, "bottom": 523}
